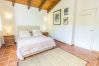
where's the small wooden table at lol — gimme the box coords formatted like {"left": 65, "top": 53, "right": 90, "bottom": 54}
{"left": 4, "top": 35, "right": 15, "bottom": 46}
{"left": 42, "top": 32, "right": 49, "bottom": 36}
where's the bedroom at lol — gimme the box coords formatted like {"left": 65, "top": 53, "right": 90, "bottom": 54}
{"left": 0, "top": 0, "right": 99, "bottom": 66}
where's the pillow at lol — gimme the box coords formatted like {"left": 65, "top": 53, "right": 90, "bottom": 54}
{"left": 18, "top": 31, "right": 31, "bottom": 38}
{"left": 32, "top": 30, "right": 42, "bottom": 36}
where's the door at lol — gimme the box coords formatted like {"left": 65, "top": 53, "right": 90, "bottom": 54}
{"left": 74, "top": 9, "right": 96, "bottom": 50}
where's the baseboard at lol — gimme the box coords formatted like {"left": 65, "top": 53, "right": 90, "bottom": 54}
{"left": 91, "top": 50, "right": 99, "bottom": 54}
{"left": 54, "top": 39, "right": 74, "bottom": 46}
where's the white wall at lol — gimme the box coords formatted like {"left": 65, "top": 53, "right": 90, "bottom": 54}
{"left": 0, "top": 1, "right": 47, "bottom": 35}
{"left": 47, "top": 0, "right": 75, "bottom": 44}
{"left": 0, "top": 0, "right": 14, "bottom": 46}
{"left": 0, "top": 0, "right": 15, "bottom": 35}
{"left": 14, "top": 4, "right": 47, "bottom": 41}
{"left": 74, "top": 0, "right": 99, "bottom": 51}
{"left": 47, "top": 0, "right": 99, "bottom": 51}
{"left": 14, "top": 4, "right": 47, "bottom": 26}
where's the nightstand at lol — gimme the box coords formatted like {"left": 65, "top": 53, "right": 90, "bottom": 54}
{"left": 4, "top": 35, "right": 15, "bottom": 46}
{"left": 42, "top": 32, "right": 49, "bottom": 36}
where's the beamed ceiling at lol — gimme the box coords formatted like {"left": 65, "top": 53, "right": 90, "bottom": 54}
{"left": 7, "top": 0, "right": 61, "bottom": 13}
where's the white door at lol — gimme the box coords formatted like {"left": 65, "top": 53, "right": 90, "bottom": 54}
{"left": 74, "top": 9, "right": 96, "bottom": 50}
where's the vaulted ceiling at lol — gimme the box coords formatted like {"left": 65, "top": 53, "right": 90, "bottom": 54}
{"left": 7, "top": 0, "right": 61, "bottom": 13}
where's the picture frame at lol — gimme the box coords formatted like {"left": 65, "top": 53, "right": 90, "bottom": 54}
{"left": 53, "top": 9, "right": 61, "bottom": 25}
{"left": 63, "top": 17, "right": 68, "bottom": 25}
{"left": 64, "top": 8, "right": 69, "bottom": 15}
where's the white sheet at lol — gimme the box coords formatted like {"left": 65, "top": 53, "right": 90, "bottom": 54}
{"left": 17, "top": 35, "right": 56, "bottom": 60}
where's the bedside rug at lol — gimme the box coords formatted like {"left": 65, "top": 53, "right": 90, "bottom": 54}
{"left": 18, "top": 48, "right": 87, "bottom": 66}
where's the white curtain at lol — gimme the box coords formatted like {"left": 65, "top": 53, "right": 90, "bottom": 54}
{"left": 0, "top": 15, "right": 3, "bottom": 47}
{"left": 0, "top": 16, "right": 2, "bottom": 31}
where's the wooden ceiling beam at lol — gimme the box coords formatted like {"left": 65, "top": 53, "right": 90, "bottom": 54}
{"left": 39, "top": 0, "right": 47, "bottom": 11}
{"left": 12, "top": 0, "right": 15, "bottom": 6}
{"left": 7, "top": 0, "right": 61, "bottom": 12}
{"left": 47, "top": 0, "right": 60, "bottom": 13}
{"left": 27, "top": 0, "right": 32, "bottom": 9}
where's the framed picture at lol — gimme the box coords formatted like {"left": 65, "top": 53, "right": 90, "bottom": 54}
{"left": 63, "top": 17, "right": 68, "bottom": 25}
{"left": 53, "top": 9, "right": 61, "bottom": 25}
{"left": 64, "top": 8, "right": 69, "bottom": 15}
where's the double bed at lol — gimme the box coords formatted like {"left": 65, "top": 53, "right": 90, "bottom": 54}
{"left": 16, "top": 26, "right": 56, "bottom": 60}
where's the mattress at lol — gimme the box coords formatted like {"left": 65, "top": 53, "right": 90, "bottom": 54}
{"left": 17, "top": 35, "right": 56, "bottom": 60}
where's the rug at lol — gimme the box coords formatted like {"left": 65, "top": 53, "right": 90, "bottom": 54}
{"left": 18, "top": 48, "right": 87, "bottom": 66}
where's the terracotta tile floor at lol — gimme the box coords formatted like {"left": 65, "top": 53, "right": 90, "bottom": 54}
{"left": 55, "top": 40, "right": 99, "bottom": 66}
{"left": 0, "top": 45, "right": 17, "bottom": 66}
{"left": 0, "top": 41, "right": 99, "bottom": 66}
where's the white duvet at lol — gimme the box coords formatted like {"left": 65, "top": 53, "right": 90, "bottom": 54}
{"left": 17, "top": 35, "right": 56, "bottom": 60}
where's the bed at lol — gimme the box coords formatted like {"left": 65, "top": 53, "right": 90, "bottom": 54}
{"left": 16, "top": 26, "right": 56, "bottom": 60}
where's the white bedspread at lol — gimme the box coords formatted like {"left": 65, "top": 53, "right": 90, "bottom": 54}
{"left": 17, "top": 35, "right": 56, "bottom": 60}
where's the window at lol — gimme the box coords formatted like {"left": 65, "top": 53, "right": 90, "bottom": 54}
{"left": 0, "top": 16, "right": 2, "bottom": 31}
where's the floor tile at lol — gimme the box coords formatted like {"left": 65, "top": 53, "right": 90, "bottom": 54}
{"left": 0, "top": 45, "right": 17, "bottom": 66}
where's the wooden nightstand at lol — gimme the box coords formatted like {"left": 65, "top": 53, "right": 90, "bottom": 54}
{"left": 4, "top": 35, "right": 15, "bottom": 46}
{"left": 42, "top": 32, "right": 49, "bottom": 36}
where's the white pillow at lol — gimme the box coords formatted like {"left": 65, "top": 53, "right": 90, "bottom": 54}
{"left": 18, "top": 31, "right": 31, "bottom": 38}
{"left": 32, "top": 30, "right": 42, "bottom": 36}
